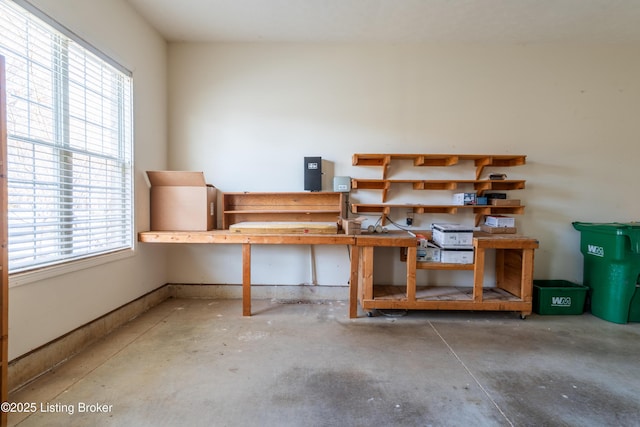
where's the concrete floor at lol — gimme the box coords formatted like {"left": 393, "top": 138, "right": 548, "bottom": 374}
{"left": 8, "top": 298, "right": 640, "bottom": 427}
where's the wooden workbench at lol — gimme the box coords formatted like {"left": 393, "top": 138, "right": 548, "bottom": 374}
{"left": 357, "top": 232, "right": 539, "bottom": 318}
{"left": 139, "top": 230, "right": 538, "bottom": 318}
{"left": 139, "top": 230, "right": 358, "bottom": 317}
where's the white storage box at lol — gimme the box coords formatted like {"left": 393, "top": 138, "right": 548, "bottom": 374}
{"left": 432, "top": 223, "right": 474, "bottom": 249}
{"left": 440, "top": 248, "right": 475, "bottom": 264}
{"left": 485, "top": 215, "right": 515, "bottom": 228}
{"left": 453, "top": 193, "right": 477, "bottom": 205}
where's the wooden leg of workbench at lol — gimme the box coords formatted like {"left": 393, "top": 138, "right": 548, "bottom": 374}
{"left": 242, "top": 243, "right": 251, "bottom": 316}
{"left": 358, "top": 247, "right": 364, "bottom": 302}
{"left": 349, "top": 244, "right": 359, "bottom": 318}
{"left": 406, "top": 245, "right": 417, "bottom": 302}
{"left": 495, "top": 249, "right": 505, "bottom": 288}
{"left": 362, "top": 246, "right": 374, "bottom": 300}
{"left": 521, "top": 248, "right": 535, "bottom": 304}
{"left": 473, "top": 247, "right": 485, "bottom": 302}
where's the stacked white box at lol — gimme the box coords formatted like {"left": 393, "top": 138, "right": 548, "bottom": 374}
{"left": 432, "top": 223, "right": 474, "bottom": 249}
{"left": 485, "top": 215, "right": 515, "bottom": 227}
{"left": 453, "top": 193, "right": 477, "bottom": 205}
{"left": 440, "top": 248, "right": 475, "bottom": 264}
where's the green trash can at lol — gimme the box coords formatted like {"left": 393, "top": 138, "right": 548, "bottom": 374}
{"left": 572, "top": 222, "right": 640, "bottom": 324}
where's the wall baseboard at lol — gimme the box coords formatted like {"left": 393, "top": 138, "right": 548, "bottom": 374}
{"left": 8, "top": 283, "right": 349, "bottom": 393}
{"left": 8, "top": 285, "right": 172, "bottom": 393}
{"left": 170, "top": 283, "right": 349, "bottom": 301}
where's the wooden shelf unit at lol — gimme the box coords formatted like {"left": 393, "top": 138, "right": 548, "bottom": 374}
{"left": 222, "top": 192, "right": 344, "bottom": 229}
{"left": 350, "top": 153, "right": 526, "bottom": 225}
{"left": 352, "top": 153, "right": 526, "bottom": 179}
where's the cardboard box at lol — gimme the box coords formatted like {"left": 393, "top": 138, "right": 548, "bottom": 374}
{"left": 485, "top": 215, "right": 515, "bottom": 228}
{"left": 480, "top": 224, "right": 517, "bottom": 234}
{"left": 432, "top": 223, "right": 474, "bottom": 249}
{"left": 490, "top": 199, "right": 521, "bottom": 206}
{"left": 453, "top": 192, "right": 477, "bottom": 205}
{"left": 147, "top": 171, "right": 217, "bottom": 231}
{"left": 486, "top": 193, "right": 507, "bottom": 200}
{"left": 440, "top": 248, "right": 475, "bottom": 264}
{"left": 341, "top": 216, "right": 365, "bottom": 235}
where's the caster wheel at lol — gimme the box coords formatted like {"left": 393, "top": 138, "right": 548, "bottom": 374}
{"left": 520, "top": 314, "right": 527, "bottom": 320}
{"left": 366, "top": 311, "right": 374, "bottom": 317}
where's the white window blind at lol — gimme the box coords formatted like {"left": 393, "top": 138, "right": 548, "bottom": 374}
{"left": 0, "top": 0, "right": 133, "bottom": 273}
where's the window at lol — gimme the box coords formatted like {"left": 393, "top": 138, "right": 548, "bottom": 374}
{"left": 0, "top": 0, "right": 133, "bottom": 274}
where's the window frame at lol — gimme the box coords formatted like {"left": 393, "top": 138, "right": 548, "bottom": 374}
{"left": 1, "top": 0, "right": 136, "bottom": 285}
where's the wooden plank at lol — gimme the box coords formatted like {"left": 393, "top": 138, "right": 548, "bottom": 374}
{"left": 349, "top": 245, "right": 360, "bottom": 318}
{"left": 225, "top": 206, "right": 341, "bottom": 212}
{"left": 351, "top": 204, "right": 524, "bottom": 216}
{"left": 352, "top": 153, "right": 526, "bottom": 167}
{"left": 473, "top": 246, "right": 486, "bottom": 302}
{"left": 222, "top": 192, "right": 343, "bottom": 229}
{"left": 356, "top": 231, "right": 416, "bottom": 247}
{"left": 361, "top": 298, "right": 531, "bottom": 312}
{"left": 138, "top": 230, "right": 354, "bottom": 245}
{"left": 495, "top": 249, "right": 505, "bottom": 287}
{"left": 497, "top": 249, "right": 523, "bottom": 296}
{"left": 224, "top": 191, "right": 341, "bottom": 204}
{"left": 242, "top": 243, "right": 251, "bottom": 316}
{"left": 475, "top": 235, "right": 539, "bottom": 249}
{"left": 224, "top": 212, "right": 341, "bottom": 227}
{"left": 362, "top": 246, "right": 374, "bottom": 300}
{"left": 406, "top": 245, "right": 417, "bottom": 302}
{"left": 358, "top": 247, "right": 365, "bottom": 302}
{"left": 352, "top": 153, "right": 387, "bottom": 166}
{"left": 416, "top": 262, "right": 474, "bottom": 271}
{"left": 139, "top": 230, "right": 249, "bottom": 244}
{"left": 229, "top": 221, "right": 338, "bottom": 234}
{"left": 244, "top": 235, "right": 354, "bottom": 245}
{"left": 520, "top": 248, "right": 535, "bottom": 305}
{"left": 350, "top": 179, "right": 525, "bottom": 192}
{"left": 402, "top": 286, "right": 522, "bottom": 302}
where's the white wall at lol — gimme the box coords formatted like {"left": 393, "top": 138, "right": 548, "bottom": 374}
{"left": 8, "top": 0, "right": 169, "bottom": 359}
{"left": 167, "top": 42, "right": 640, "bottom": 287}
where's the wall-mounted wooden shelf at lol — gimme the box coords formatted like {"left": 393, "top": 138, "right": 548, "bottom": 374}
{"left": 350, "top": 153, "right": 526, "bottom": 225}
{"left": 222, "top": 192, "right": 344, "bottom": 229}
{"left": 352, "top": 153, "right": 526, "bottom": 179}
{"left": 351, "top": 178, "right": 525, "bottom": 202}
{"left": 351, "top": 203, "right": 524, "bottom": 225}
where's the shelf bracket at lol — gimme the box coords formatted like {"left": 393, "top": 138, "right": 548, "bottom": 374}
{"left": 382, "top": 181, "right": 390, "bottom": 203}
{"left": 475, "top": 157, "right": 492, "bottom": 180}
{"left": 382, "top": 155, "right": 391, "bottom": 180}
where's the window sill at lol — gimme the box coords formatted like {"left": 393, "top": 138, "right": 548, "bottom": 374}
{"left": 9, "top": 249, "right": 136, "bottom": 288}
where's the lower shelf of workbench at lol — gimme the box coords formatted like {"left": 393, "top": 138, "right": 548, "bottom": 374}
{"left": 359, "top": 285, "right": 531, "bottom": 313}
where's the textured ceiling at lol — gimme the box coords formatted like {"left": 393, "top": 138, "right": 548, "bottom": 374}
{"left": 126, "top": 0, "right": 640, "bottom": 44}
